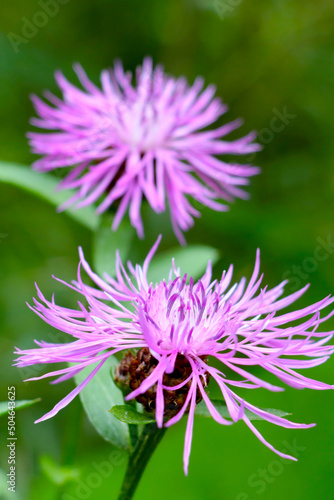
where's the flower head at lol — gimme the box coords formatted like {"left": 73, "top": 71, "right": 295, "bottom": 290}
{"left": 28, "top": 57, "right": 260, "bottom": 243}
{"left": 15, "top": 238, "right": 334, "bottom": 474}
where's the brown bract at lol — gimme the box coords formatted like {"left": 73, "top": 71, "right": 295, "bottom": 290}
{"left": 115, "top": 348, "right": 209, "bottom": 417}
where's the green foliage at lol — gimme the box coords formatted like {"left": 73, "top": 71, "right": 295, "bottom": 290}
{"left": 110, "top": 405, "right": 156, "bottom": 425}
{"left": 74, "top": 358, "right": 130, "bottom": 451}
{"left": 0, "top": 398, "right": 40, "bottom": 416}
{"left": 110, "top": 401, "right": 290, "bottom": 425}
{"left": 0, "top": 162, "right": 98, "bottom": 230}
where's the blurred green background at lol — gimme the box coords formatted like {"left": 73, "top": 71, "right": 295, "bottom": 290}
{"left": 1, "top": 0, "right": 334, "bottom": 499}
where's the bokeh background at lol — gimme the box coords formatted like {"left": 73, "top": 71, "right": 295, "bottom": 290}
{"left": 1, "top": 0, "right": 334, "bottom": 499}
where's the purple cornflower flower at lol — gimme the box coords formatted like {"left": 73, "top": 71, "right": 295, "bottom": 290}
{"left": 28, "top": 57, "right": 260, "bottom": 243}
{"left": 15, "top": 238, "right": 334, "bottom": 474}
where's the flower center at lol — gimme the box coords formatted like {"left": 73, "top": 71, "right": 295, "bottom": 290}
{"left": 112, "top": 100, "right": 174, "bottom": 152}
{"left": 115, "top": 348, "right": 209, "bottom": 417}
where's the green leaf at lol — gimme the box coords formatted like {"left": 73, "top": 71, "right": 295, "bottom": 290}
{"left": 0, "top": 398, "right": 41, "bottom": 417}
{"left": 147, "top": 245, "right": 219, "bottom": 284}
{"left": 93, "top": 214, "right": 134, "bottom": 277}
{"left": 110, "top": 405, "right": 156, "bottom": 425}
{"left": 74, "top": 357, "right": 130, "bottom": 450}
{"left": 0, "top": 161, "right": 98, "bottom": 230}
{"left": 195, "top": 399, "right": 290, "bottom": 420}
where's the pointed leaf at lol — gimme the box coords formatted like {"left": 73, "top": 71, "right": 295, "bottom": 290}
{"left": 0, "top": 161, "right": 98, "bottom": 230}
{"left": 147, "top": 245, "right": 219, "bottom": 283}
{"left": 0, "top": 398, "right": 41, "bottom": 417}
{"left": 74, "top": 357, "right": 130, "bottom": 450}
{"left": 110, "top": 405, "right": 156, "bottom": 425}
{"left": 195, "top": 399, "right": 290, "bottom": 420}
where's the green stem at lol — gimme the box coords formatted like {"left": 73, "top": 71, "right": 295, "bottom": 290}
{"left": 126, "top": 400, "right": 139, "bottom": 449}
{"left": 118, "top": 423, "right": 166, "bottom": 500}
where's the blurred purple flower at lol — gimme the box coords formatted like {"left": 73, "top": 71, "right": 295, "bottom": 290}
{"left": 28, "top": 57, "right": 260, "bottom": 243}
{"left": 14, "top": 238, "right": 334, "bottom": 474}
